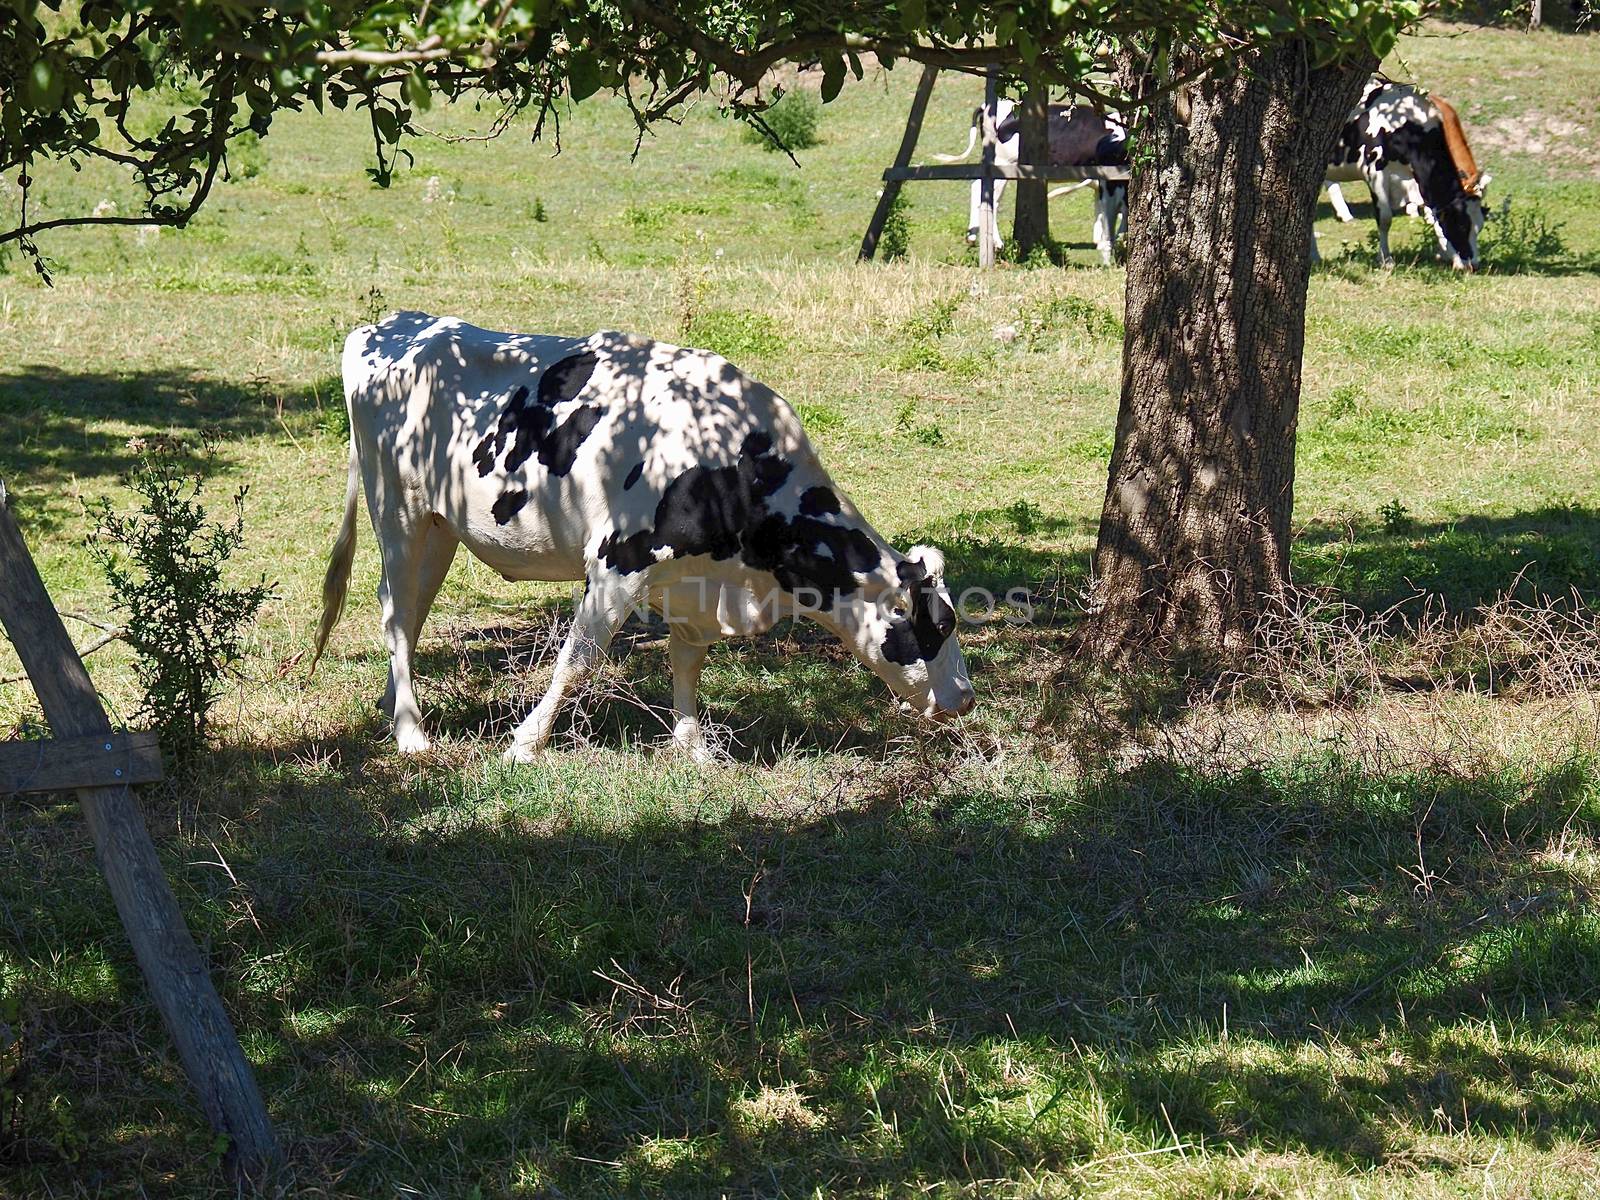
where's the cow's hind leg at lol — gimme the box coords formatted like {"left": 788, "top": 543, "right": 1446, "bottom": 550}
{"left": 378, "top": 518, "right": 459, "bottom": 720}
{"left": 375, "top": 524, "right": 440, "bottom": 754}
{"left": 1327, "top": 182, "right": 1356, "bottom": 223}
{"left": 504, "top": 570, "right": 646, "bottom": 762}
{"left": 669, "top": 633, "right": 713, "bottom": 763}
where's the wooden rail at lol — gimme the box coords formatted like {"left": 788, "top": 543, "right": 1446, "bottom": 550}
{"left": 882, "top": 163, "right": 1131, "bottom": 182}
{"left": 0, "top": 483, "right": 280, "bottom": 1183}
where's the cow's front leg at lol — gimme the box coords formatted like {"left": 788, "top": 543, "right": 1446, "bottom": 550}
{"left": 669, "top": 633, "right": 713, "bottom": 763}
{"left": 1365, "top": 173, "right": 1395, "bottom": 269}
{"left": 504, "top": 571, "right": 645, "bottom": 762}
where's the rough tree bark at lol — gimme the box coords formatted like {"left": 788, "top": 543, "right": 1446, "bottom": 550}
{"left": 1083, "top": 42, "right": 1375, "bottom": 660}
{"left": 1013, "top": 77, "right": 1051, "bottom": 259}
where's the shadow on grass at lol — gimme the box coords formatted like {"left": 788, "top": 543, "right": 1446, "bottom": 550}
{"left": 1296, "top": 505, "right": 1600, "bottom": 615}
{"left": 0, "top": 366, "right": 340, "bottom": 532}
{"left": 7, "top": 737, "right": 1600, "bottom": 1195}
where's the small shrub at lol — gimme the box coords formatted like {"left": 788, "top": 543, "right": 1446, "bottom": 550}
{"left": 1007, "top": 499, "right": 1042, "bottom": 538}
{"left": 531, "top": 197, "right": 548, "bottom": 223}
{"left": 1479, "top": 197, "right": 1571, "bottom": 272}
{"left": 1378, "top": 498, "right": 1414, "bottom": 534}
{"left": 685, "top": 308, "right": 785, "bottom": 360}
{"left": 226, "top": 130, "right": 266, "bottom": 181}
{"left": 85, "top": 439, "right": 275, "bottom": 760}
{"left": 878, "top": 192, "right": 911, "bottom": 262}
{"left": 743, "top": 90, "right": 821, "bottom": 152}
{"left": 893, "top": 401, "right": 947, "bottom": 448}
{"left": 892, "top": 292, "right": 965, "bottom": 371}
{"left": 1327, "top": 383, "right": 1363, "bottom": 418}
{"left": 1014, "top": 292, "right": 1123, "bottom": 349}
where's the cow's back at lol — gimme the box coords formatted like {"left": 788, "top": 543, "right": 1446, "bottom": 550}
{"left": 341, "top": 312, "right": 825, "bottom": 582}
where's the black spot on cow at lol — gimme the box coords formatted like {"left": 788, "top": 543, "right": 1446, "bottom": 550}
{"left": 883, "top": 559, "right": 957, "bottom": 665}
{"left": 623, "top": 461, "right": 644, "bottom": 491}
{"left": 538, "top": 350, "right": 598, "bottom": 405}
{"left": 472, "top": 351, "right": 607, "bottom": 482}
{"left": 599, "top": 433, "right": 882, "bottom": 608}
{"left": 492, "top": 488, "right": 530, "bottom": 525}
{"left": 799, "top": 486, "right": 841, "bottom": 516}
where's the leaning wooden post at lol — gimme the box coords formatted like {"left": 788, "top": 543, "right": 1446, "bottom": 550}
{"left": 978, "top": 67, "right": 1000, "bottom": 269}
{"left": 859, "top": 64, "right": 940, "bottom": 261}
{"left": 0, "top": 483, "right": 280, "bottom": 1182}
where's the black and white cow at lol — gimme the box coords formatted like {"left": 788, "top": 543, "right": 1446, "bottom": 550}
{"left": 939, "top": 98, "right": 1129, "bottom": 264}
{"left": 1324, "top": 79, "right": 1491, "bottom": 270}
{"left": 314, "top": 311, "right": 975, "bottom": 759}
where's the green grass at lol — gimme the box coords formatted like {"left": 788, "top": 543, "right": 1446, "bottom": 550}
{"left": 4, "top": 22, "right": 1600, "bottom": 1199}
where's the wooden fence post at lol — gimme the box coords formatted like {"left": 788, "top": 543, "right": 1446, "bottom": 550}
{"left": 0, "top": 486, "right": 280, "bottom": 1183}
{"left": 978, "top": 68, "right": 1000, "bottom": 269}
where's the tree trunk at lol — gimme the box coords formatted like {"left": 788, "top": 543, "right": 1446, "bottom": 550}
{"left": 1013, "top": 77, "right": 1051, "bottom": 259}
{"left": 1083, "top": 43, "right": 1375, "bottom": 660}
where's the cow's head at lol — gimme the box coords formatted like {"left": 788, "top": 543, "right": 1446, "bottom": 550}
{"left": 1431, "top": 171, "right": 1492, "bottom": 271}
{"left": 822, "top": 544, "right": 975, "bottom": 720}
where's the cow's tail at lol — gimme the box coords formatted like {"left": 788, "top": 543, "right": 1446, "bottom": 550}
{"left": 311, "top": 434, "right": 361, "bottom": 673}
{"left": 931, "top": 107, "right": 982, "bottom": 162}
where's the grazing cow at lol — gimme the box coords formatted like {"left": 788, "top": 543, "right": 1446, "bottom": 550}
{"left": 1324, "top": 79, "right": 1491, "bottom": 270}
{"left": 314, "top": 311, "right": 975, "bottom": 760}
{"left": 938, "top": 98, "right": 1129, "bottom": 264}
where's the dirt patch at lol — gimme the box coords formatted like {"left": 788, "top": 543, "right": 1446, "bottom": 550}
{"left": 1467, "top": 108, "right": 1600, "bottom": 177}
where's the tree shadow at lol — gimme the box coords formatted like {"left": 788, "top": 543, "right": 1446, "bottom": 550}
{"left": 8, "top": 741, "right": 1598, "bottom": 1194}
{"left": 0, "top": 366, "right": 339, "bottom": 532}
{"left": 1295, "top": 505, "right": 1600, "bottom": 616}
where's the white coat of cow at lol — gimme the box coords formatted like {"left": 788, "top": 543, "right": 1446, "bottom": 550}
{"left": 314, "top": 311, "right": 975, "bottom": 759}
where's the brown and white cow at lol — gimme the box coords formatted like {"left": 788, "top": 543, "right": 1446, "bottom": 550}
{"left": 1323, "top": 79, "right": 1492, "bottom": 270}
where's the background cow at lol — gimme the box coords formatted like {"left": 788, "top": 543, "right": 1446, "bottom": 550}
{"left": 1325, "top": 79, "right": 1491, "bottom": 270}
{"left": 314, "top": 312, "right": 975, "bottom": 760}
{"left": 937, "top": 98, "right": 1128, "bottom": 264}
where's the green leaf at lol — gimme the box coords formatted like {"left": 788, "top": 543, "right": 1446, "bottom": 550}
{"left": 23, "top": 58, "right": 63, "bottom": 113}
{"left": 372, "top": 106, "right": 399, "bottom": 144}
{"left": 404, "top": 70, "right": 432, "bottom": 111}
{"left": 820, "top": 54, "right": 845, "bottom": 103}
{"left": 567, "top": 50, "right": 602, "bottom": 102}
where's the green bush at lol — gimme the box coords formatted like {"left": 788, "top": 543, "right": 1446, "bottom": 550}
{"left": 878, "top": 191, "right": 911, "bottom": 261}
{"left": 1480, "top": 197, "right": 1572, "bottom": 273}
{"left": 742, "top": 90, "right": 821, "bottom": 153}
{"left": 85, "top": 439, "right": 274, "bottom": 760}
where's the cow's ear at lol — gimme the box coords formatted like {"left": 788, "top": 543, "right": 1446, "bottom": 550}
{"left": 907, "top": 544, "right": 946, "bottom": 583}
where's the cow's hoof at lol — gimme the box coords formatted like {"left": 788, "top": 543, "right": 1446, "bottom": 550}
{"left": 396, "top": 728, "right": 431, "bottom": 755}
{"left": 674, "top": 738, "right": 716, "bottom": 766}
{"left": 502, "top": 742, "right": 545, "bottom": 765}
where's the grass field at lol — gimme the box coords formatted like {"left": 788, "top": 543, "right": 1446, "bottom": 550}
{"left": 4, "top": 21, "right": 1600, "bottom": 1199}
